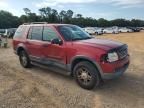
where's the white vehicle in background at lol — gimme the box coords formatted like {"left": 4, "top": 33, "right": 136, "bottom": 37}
{"left": 94, "top": 27, "right": 103, "bottom": 35}
{"left": 103, "top": 28, "right": 119, "bottom": 34}
{"left": 84, "top": 27, "right": 96, "bottom": 35}
{"left": 119, "top": 27, "right": 133, "bottom": 33}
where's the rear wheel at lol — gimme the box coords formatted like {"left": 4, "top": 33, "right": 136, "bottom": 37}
{"left": 19, "top": 50, "right": 31, "bottom": 68}
{"left": 74, "top": 61, "right": 101, "bottom": 90}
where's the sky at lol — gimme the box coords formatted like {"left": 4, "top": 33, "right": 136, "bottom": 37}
{"left": 0, "top": 0, "right": 144, "bottom": 20}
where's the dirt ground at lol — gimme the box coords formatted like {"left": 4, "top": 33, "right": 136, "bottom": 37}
{"left": 0, "top": 32, "right": 144, "bottom": 108}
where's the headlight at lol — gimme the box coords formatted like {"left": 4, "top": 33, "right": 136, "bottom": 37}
{"left": 107, "top": 52, "right": 118, "bottom": 62}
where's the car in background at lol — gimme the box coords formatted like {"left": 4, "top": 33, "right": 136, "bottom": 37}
{"left": 84, "top": 27, "right": 96, "bottom": 35}
{"left": 103, "top": 28, "right": 119, "bottom": 34}
{"left": 0, "top": 28, "right": 17, "bottom": 38}
{"left": 0, "top": 29, "right": 5, "bottom": 36}
{"left": 7, "top": 28, "right": 17, "bottom": 38}
{"left": 137, "top": 27, "right": 143, "bottom": 30}
{"left": 140, "top": 27, "right": 144, "bottom": 30}
{"left": 127, "top": 27, "right": 140, "bottom": 32}
{"left": 119, "top": 27, "right": 133, "bottom": 33}
{"left": 94, "top": 27, "right": 103, "bottom": 35}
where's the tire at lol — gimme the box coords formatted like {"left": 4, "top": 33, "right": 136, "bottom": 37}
{"left": 19, "top": 50, "right": 31, "bottom": 68}
{"left": 96, "top": 32, "right": 98, "bottom": 35}
{"left": 74, "top": 61, "right": 101, "bottom": 90}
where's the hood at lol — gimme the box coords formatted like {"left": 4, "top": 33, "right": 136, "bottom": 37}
{"left": 75, "top": 38, "right": 124, "bottom": 51}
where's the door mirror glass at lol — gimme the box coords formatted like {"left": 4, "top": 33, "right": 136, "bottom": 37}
{"left": 51, "top": 38, "right": 63, "bottom": 45}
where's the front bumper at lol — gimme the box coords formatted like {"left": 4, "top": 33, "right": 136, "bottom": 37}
{"left": 101, "top": 62, "right": 129, "bottom": 79}
{"left": 100, "top": 55, "right": 130, "bottom": 80}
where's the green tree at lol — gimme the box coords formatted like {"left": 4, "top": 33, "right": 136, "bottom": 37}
{"left": 0, "top": 10, "right": 20, "bottom": 29}
{"left": 0, "top": 8, "right": 144, "bottom": 29}
{"left": 50, "top": 9, "right": 59, "bottom": 23}
{"left": 75, "top": 14, "right": 83, "bottom": 18}
{"left": 97, "top": 18, "right": 110, "bottom": 27}
{"left": 59, "top": 10, "right": 67, "bottom": 23}
{"left": 23, "top": 8, "right": 31, "bottom": 15}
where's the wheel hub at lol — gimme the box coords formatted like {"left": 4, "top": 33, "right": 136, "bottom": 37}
{"left": 81, "top": 72, "right": 88, "bottom": 79}
{"left": 77, "top": 67, "right": 92, "bottom": 84}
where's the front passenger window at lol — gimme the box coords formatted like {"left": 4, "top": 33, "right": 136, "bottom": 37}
{"left": 43, "top": 27, "right": 59, "bottom": 41}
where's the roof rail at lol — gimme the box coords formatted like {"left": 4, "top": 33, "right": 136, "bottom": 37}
{"left": 31, "top": 22, "right": 48, "bottom": 24}
{"left": 23, "top": 22, "right": 48, "bottom": 25}
{"left": 23, "top": 23, "right": 30, "bottom": 25}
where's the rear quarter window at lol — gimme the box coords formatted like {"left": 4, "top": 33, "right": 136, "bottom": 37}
{"left": 28, "top": 26, "right": 43, "bottom": 40}
{"left": 14, "top": 26, "right": 27, "bottom": 38}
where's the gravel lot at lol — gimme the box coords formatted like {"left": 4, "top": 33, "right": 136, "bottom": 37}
{"left": 0, "top": 32, "right": 144, "bottom": 108}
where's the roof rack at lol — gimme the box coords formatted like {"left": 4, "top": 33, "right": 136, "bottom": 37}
{"left": 31, "top": 22, "right": 48, "bottom": 24}
{"left": 23, "top": 22, "right": 48, "bottom": 25}
{"left": 23, "top": 23, "right": 30, "bottom": 25}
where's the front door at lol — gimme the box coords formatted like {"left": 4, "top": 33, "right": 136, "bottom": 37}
{"left": 41, "top": 26, "right": 67, "bottom": 69}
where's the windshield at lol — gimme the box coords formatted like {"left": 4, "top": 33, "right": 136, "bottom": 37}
{"left": 58, "top": 25, "right": 92, "bottom": 41}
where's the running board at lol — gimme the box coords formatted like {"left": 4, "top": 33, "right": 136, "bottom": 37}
{"left": 31, "top": 61, "right": 71, "bottom": 76}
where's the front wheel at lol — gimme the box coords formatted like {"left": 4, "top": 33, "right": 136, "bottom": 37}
{"left": 19, "top": 50, "right": 31, "bottom": 68}
{"left": 74, "top": 61, "right": 101, "bottom": 90}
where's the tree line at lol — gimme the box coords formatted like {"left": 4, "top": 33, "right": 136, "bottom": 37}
{"left": 0, "top": 7, "right": 144, "bottom": 29}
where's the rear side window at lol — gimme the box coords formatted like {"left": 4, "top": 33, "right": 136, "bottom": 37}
{"left": 14, "top": 26, "right": 26, "bottom": 38}
{"left": 43, "top": 27, "right": 59, "bottom": 41}
{"left": 28, "top": 26, "right": 43, "bottom": 40}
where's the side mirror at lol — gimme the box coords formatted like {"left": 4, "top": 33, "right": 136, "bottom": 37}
{"left": 51, "top": 38, "right": 63, "bottom": 45}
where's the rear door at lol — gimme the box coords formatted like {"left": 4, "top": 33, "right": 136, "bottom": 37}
{"left": 26, "top": 26, "right": 43, "bottom": 59}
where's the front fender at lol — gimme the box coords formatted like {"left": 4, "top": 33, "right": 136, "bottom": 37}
{"left": 69, "top": 55, "right": 104, "bottom": 76}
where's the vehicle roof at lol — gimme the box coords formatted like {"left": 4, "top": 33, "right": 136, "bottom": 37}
{"left": 22, "top": 23, "right": 74, "bottom": 27}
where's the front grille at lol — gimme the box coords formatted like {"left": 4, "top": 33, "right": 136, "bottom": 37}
{"left": 116, "top": 45, "right": 128, "bottom": 59}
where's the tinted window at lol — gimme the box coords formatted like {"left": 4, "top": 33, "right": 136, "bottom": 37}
{"left": 43, "top": 27, "right": 59, "bottom": 41}
{"left": 31, "top": 26, "right": 43, "bottom": 40}
{"left": 14, "top": 26, "right": 26, "bottom": 38}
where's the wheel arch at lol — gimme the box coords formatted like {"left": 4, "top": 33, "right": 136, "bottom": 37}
{"left": 70, "top": 56, "right": 103, "bottom": 78}
{"left": 17, "top": 47, "right": 25, "bottom": 55}
{"left": 16, "top": 44, "right": 28, "bottom": 56}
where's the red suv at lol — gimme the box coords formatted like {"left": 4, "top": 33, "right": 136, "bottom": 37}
{"left": 13, "top": 23, "right": 130, "bottom": 90}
